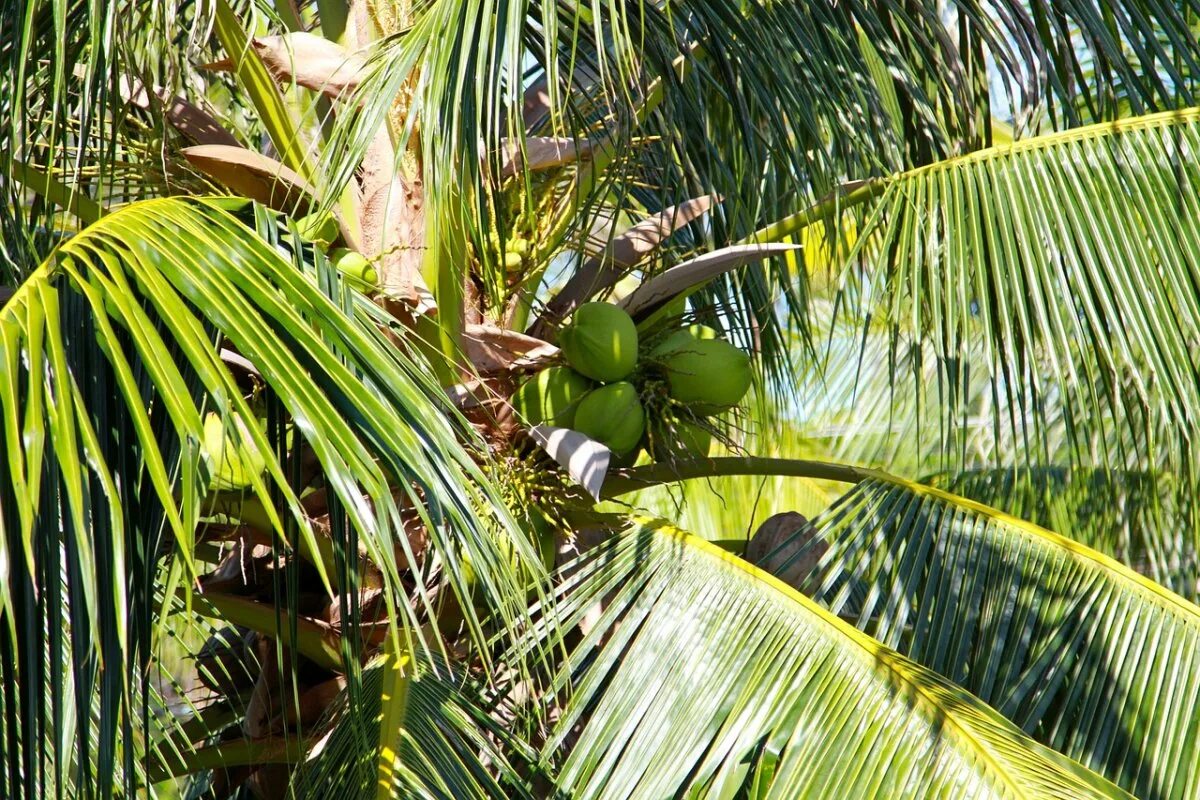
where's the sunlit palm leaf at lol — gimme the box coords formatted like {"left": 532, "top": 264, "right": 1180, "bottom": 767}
{"left": 760, "top": 109, "right": 1200, "bottom": 487}
{"left": 793, "top": 473, "right": 1200, "bottom": 799}
{"left": 313, "top": 1, "right": 1200, "bottom": 377}
{"left": 926, "top": 466, "right": 1199, "bottom": 598}
{"left": 530, "top": 518, "right": 1129, "bottom": 799}
{"left": 0, "top": 197, "right": 538, "bottom": 797}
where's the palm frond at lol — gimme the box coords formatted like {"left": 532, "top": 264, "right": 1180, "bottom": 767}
{"left": 762, "top": 301, "right": 1200, "bottom": 595}
{"left": 792, "top": 472, "right": 1200, "bottom": 799}
{"left": 925, "top": 465, "right": 1199, "bottom": 598}
{"left": 0, "top": 197, "right": 540, "bottom": 797}
{"left": 291, "top": 655, "right": 538, "bottom": 800}
{"left": 527, "top": 518, "right": 1129, "bottom": 799}
{"left": 315, "top": 1, "right": 1200, "bottom": 376}
{"left": 757, "top": 109, "right": 1200, "bottom": 488}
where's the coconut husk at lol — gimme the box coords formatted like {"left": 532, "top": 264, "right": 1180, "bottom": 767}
{"left": 196, "top": 626, "right": 259, "bottom": 698}
{"left": 121, "top": 78, "right": 240, "bottom": 146}
{"left": 201, "top": 32, "right": 367, "bottom": 101}
{"left": 182, "top": 145, "right": 317, "bottom": 217}
{"left": 281, "top": 676, "right": 347, "bottom": 728}
{"left": 745, "top": 511, "right": 826, "bottom": 595}
{"left": 497, "top": 136, "right": 592, "bottom": 177}
{"left": 200, "top": 536, "right": 276, "bottom": 595}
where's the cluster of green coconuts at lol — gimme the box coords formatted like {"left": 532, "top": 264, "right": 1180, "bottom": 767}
{"left": 484, "top": 210, "right": 537, "bottom": 277}
{"left": 511, "top": 302, "right": 753, "bottom": 463}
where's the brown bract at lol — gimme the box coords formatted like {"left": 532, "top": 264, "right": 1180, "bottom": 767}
{"left": 463, "top": 322, "right": 558, "bottom": 374}
{"left": 202, "top": 32, "right": 367, "bottom": 100}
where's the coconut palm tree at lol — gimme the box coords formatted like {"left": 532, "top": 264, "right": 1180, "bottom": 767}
{"left": 7, "top": 1, "right": 1200, "bottom": 798}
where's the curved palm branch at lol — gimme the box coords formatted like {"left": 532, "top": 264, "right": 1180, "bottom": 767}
{"left": 789, "top": 472, "right": 1200, "bottom": 800}
{"left": 754, "top": 109, "right": 1200, "bottom": 484}
{"left": 0, "top": 197, "right": 543, "bottom": 798}
{"left": 925, "top": 465, "right": 1199, "bottom": 598}
{"left": 527, "top": 518, "right": 1129, "bottom": 799}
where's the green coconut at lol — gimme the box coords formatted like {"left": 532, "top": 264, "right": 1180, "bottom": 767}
{"left": 572, "top": 382, "right": 646, "bottom": 455}
{"left": 649, "top": 420, "right": 712, "bottom": 461}
{"left": 296, "top": 211, "right": 339, "bottom": 245}
{"left": 330, "top": 248, "right": 379, "bottom": 291}
{"left": 202, "top": 412, "right": 267, "bottom": 490}
{"left": 511, "top": 367, "right": 593, "bottom": 427}
{"left": 558, "top": 302, "right": 639, "bottom": 381}
{"left": 665, "top": 338, "right": 752, "bottom": 414}
{"left": 649, "top": 324, "right": 720, "bottom": 358}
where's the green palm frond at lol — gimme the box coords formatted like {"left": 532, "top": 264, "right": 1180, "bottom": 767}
{"left": 309, "top": 2, "right": 1200, "bottom": 377}
{"left": 791, "top": 472, "right": 1200, "bottom": 799}
{"left": 760, "top": 109, "right": 1200, "bottom": 484}
{"left": 925, "top": 465, "right": 1199, "bottom": 597}
{"left": 528, "top": 518, "right": 1129, "bottom": 799}
{"left": 0, "top": 197, "right": 541, "bottom": 798}
{"left": 291, "top": 655, "right": 538, "bottom": 800}
{"left": 769, "top": 303, "right": 1199, "bottom": 594}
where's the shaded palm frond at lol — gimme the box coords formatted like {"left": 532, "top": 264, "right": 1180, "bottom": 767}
{"left": 761, "top": 301, "right": 1200, "bottom": 594}
{"left": 291, "top": 655, "right": 539, "bottom": 800}
{"left": 526, "top": 518, "right": 1129, "bottom": 799}
{"left": 0, "top": 197, "right": 541, "bottom": 798}
{"left": 926, "top": 465, "right": 1200, "bottom": 598}
{"left": 794, "top": 473, "right": 1200, "bottom": 800}
{"left": 0, "top": 0, "right": 299, "bottom": 284}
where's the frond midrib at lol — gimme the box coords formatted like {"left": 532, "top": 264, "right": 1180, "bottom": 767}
{"left": 748, "top": 107, "right": 1200, "bottom": 246}
{"left": 634, "top": 515, "right": 1117, "bottom": 799}
{"left": 871, "top": 472, "right": 1200, "bottom": 626}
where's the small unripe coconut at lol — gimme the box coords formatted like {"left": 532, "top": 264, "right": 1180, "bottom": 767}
{"left": 649, "top": 324, "right": 720, "bottom": 358}
{"left": 511, "top": 367, "right": 593, "bottom": 428}
{"left": 296, "top": 211, "right": 339, "bottom": 245}
{"left": 202, "top": 412, "right": 267, "bottom": 490}
{"left": 330, "top": 248, "right": 378, "bottom": 291}
{"left": 573, "top": 382, "right": 646, "bottom": 455}
{"left": 559, "top": 302, "right": 639, "bottom": 381}
{"left": 665, "top": 338, "right": 752, "bottom": 414}
{"left": 503, "top": 251, "right": 524, "bottom": 271}
{"left": 650, "top": 420, "right": 712, "bottom": 461}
